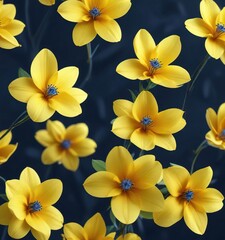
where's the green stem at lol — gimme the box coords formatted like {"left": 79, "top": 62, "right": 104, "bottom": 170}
{"left": 190, "top": 140, "right": 208, "bottom": 174}
{"left": 0, "top": 176, "right": 6, "bottom": 183}
{"left": 182, "top": 54, "right": 211, "bottom": 111}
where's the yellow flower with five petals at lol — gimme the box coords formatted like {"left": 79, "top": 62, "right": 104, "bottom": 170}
{"left": 8, "top": 48, "right": 87, "bottom": 122}
{"left": 0, "top": 167, "right": 64, "bottom": 239}
{"left": 153, "top": 166, "right": 224, "bottom": 235}
{"left": 112, "top": 91, "right": 186, "bottom": 151}
{"left": 57, "top": 0, "right": 131, "bottom": 46}
{"left": 116, "top": 29, "right": 190, "bottom": 88}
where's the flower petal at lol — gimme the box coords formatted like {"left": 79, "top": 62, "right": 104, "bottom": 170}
{"left": 72, "top": 138, "right": 96, "bottom": 157}
{"left": 185, "top": 18, "right": 212, "bottom": 37}
{"left": 206, "top": 107, "right": 218, "bottom": 134}
{"left": 8, "top": 195, "right": 27, "bottom": 220}
{"left": 39, "top": 0, "right": 55, "bottom": 6}
{"left": 205, "top": 130, "right": 223, "bottom": 148}
{"left": 83, "top": 171, "right": 121, "bottom": 197}
{"left": 41, "top": 145, "right": 62, "bottom": 165}
{"left": 154, "top": 134, "right": 176, "bottom": 151}
{"left": 0, "top": 130, "right": 12, "bottom": 147}
{"left": 8, "top": 216, "right": 30, "bottom": 239}
{"left": 35, "top": 130, "right": 55, "bottom": 147}
{"left": 0, "top": 144, "right": 17, "bottom": 164}
{"left": 66, "top": 88, "right": 88, "bottom": 104}
{"left": 4, "top": 19, "right": 25, "bottom": 36}
{"left": 218, "top": 103, "right": 225, "bottom": 129}
{"left": 0, "top": 28, "right": 20, "bottom": 49}
{"left": 47, "top": 120, "right": 65, "bottom": 142}
{"left": 63, "top": 222, "right": 87, "bottom": 239}
{"left": 65, "top": 123, "right": 88, "bottom": 142}
{"left": 205, "top": 37, "right": 224, "bottom": 59}
{"left": 6, "top": 180, "right": 30, "bottom": 201}
{"left": 0, "top": 203, "right": 12, "bottom": 225}
{"left": 61, "top": 152, "right": 80, "bottom": 171}
{"left": 0, "top": 4, "right": 16, "bottom": 19}
{"left": 20, "top": 167, "right": 41, "bottom": 188}
{"left": 31, "top": 228, "right": 50, "bottom": 240}
{"left": 113, "top": 99, "right": 133, "bottom": 117}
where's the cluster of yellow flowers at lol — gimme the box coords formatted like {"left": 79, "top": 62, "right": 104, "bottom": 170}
{"left": 0, "top": 0, "right": 225, "bottom": 239}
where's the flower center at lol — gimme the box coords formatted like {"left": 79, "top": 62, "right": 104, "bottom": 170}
{"left": 216, "top": 23, "right": 225, "bottom": 33}
{"left": 28, "top": 201, "right": 42, "bottom": 213}
{"left": 45, "top": 84, "right": 58, "bottom": 98}
{"left": 219, "top": 129, "right": 225, "bottom": 140}
{"left": 120, "top": 179, "right": 133, "bottom": 191}
{"left": 89, "top": 7, "right": 101, "bottom": 18}
{"left": 140, "top": 116, "right": 152, "bottom": 130}
{"left": 61, "top": 139, "right": 71, "bottom": 149}
{"left": 150, "top": 58, "right": 162, "bottom": 69}
{"left": 183, "top": 190, "right": 194, "bottom": 202}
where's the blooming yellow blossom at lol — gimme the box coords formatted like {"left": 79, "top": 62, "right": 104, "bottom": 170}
{"left": 35, "top": 120, "right": 97, "bottom": 171}
{"left": 83, "top": 146, "right": 164, "bottom": 224}
{"left": 153, "top": 166, "right": 224, "bottom": 235}
{"left": 0, "top": 130, "right": 17, "bottom": 165}
{"left": 62, "top": 212, "right": 115, "bottom": 240}
{"left": 39, "top": 0, "right": 55, "bottom": 6}
{"left": 0, "top": 167, "right": 64, "bottom": 239}
{"left": 57, "top": 0, "right": 131, "bottom": 46}
{"left": 0, "top": 1, "right": 25, "bottom": 49}
{"left": 8, "top": 48, "right": 87, "bottom": 122}
{"left": 205, "top": 102, "right": 225, "bottom": 149}
{"left": 116, "top": 29, "right": 190, "bottom": 88}
{"left": 185, "top": 0, "right": 225, "bottom": 63}
{"left": 112, "top": 91, "right": 186, "bottom": 151}
{"left": 117, "top": 233, "right": 141, "bottom": 240}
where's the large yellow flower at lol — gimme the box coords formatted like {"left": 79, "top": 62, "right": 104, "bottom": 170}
{"left": 35, "top": 120, "right": 97, "bottom": 171}
{"left": 112, "top": 91, "right": 186, "bottom": 151}
{"left": 83, "top": 146, "right": 164, "bottom": 224}
{"left": 205, "top": 102, "right": 225, "bottom": 149}
{"left": 0, "top": 1, "right": 25, "bottom": 49}
{"left": 185, "top": 0, "right": 225, "bottom": 63}
{"left": 0, "top": 130, "right": 17, "bottom": 165}
{"left": 116, "top": 29, "right": 190, "bottom": 88}
{"left": 57, "top": 0, "right": 131, "bottom": 46}
{"left": 62, "top": 212, "right": 115, "bottom": 240}
{"left": 39, "top": 0, "right": 55, "bottom": 6}
{"left": 8, "top": 48, "right": 87, "bottom": 122}
{"left": 0, "top": 167, "right": 64, "bottom": 239}
{"left": 153, "top": 166, "right": 224, "bottom": 235}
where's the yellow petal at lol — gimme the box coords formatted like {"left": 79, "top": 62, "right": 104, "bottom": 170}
{"left": 112, "top": 116, "right": 139, "bottom": 139}
{"left": 67, "top": 88, "right": 88, "bottom": 104}
{"left": 66, "top": 123, "right": 88, "bottom": 142}
{"left": 31, "top": 228, "right": 50, "bottom": 240}
{"left": 8, "top": 77, "right": 39, "bottom": 103}
{"left": 0, "top": 4, "right": 16, "bottom": 19}
{"left": 0, "top": 28, "right": 20, "bottom": 49}
{"left": 63, "top": 222, "right": 87, "bottom": 239}
{"left": 116, "top": 59, "right": 148, "bottom": 80}
{"left": 4, "top": 19, "right": 25, "bottom": 36}
{"left": 183, "top": 202, "right": 207, "bottom": 235}
{"left": 111, "top": 191, "right": 140, "bottom": 224}
{"left": 35, "top": 130, "right": 55, "bottom": 147}
{"left": 220, "top": 50, "right": 225, "bottom": 64}
{"left": 6, "top": 179, "right": 30, "bottom": 201}
{"left": 27, "top": 93, "right": 55, "bottom": 122}
{"left": 130, "top": 128, "right": 155, "bottom": 151}
{"left": 117, "top": 233, "right": 141, "bottom": 240}
{"left": 94, "top": 16, "right": 121, "bottom": 42}
{"left": 39, "top": 0, "right": 55, "bottom": 6}
{"left": 153, "top": 65, "right": 191, "bottom": 88}
{"left": 8, "top": 216, "right": 30, "bottom": 239}
{"left": 20, "top": 167, "right": 41, "bottom": 188}
{"left": 187, "top": 166, "right": 212, "bottom": 189}
{"left": 185, "top": 18, "right": 212, "bottom": 37}
{"left": 47, "top": 120, "right": 65, "bottom": 142}
{"left": 42, "top": 145, "right": 62, "bottom": 165}
{"left": 72, "top": 138, "right": 96, "bottom": 157}
{"left": 31, "top": 48, "right": 58, "bottom": 91}
{"left": 152, "top": 109, "right": 186, "bottom": 134}
{"left": 0, "top": 202, "right": 12, "bottom": 225}
{"left": 106, "top": 146, "right": 134, "bottom": 180}
{"left": 205, "top": 107, "right": 218, "bottom": 134}
{"left": 154, "top": 134, "right": 176, "bottom": 151}
{"left": 205, "top": 130, "right": 223, "bottom": 148}
{"left": 0, "top": 130, "right": 12, "bottom": 147}
{"left": 84, "top": 213, "right": 106, "bottom": 238}
{"left": 8, "top": 195, "right": 27, "bottom": 220}
{"left": 200, "top": 0, "right": 220, "bottom": 28}
{"left": 205, "top": 37, "right": 224, "bottom": 59}
{"left": 133, "top": 29, "right": 156, "bottom": 66}
{"left": 153, "top": 196, "right": 183, "bottom": 227}
{"left": 83, "top": 171, "right": 121, "bottom": 197}
{"left": 72, "top": 21, "right": 96, "bottom": 46}
{"left": 156, "top": 35, "right": 181, "bottom": 66}
{"left": 113, "top": 99, "right": 133, "bottom": 117}
{"left": 61, "top": 152, "right": 80, "bottom": 171}
{"left": 40, "top": 206, "right": 63, "bottom": 230}
{"left": 218, "top": 102, "right": 225, "bottom": 128}
{"left": 163, "top": 166, "right": 190, "bottom": 197}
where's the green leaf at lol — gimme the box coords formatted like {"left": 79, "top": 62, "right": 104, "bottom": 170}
{"left": 0, "top": 194, "right": 8, "bottom": 201}
{"left": 128, "top": 89, "right": 137, "bottom": 101}
{"left": 18, "top": 68, "right": 31, "bottom": 78}
{"left": 110, "top": 210, "right": 118, "bottom": 229}
{"left": 92, "top": 159, "right": 106, "bottom": 171}
{"left": 139, "top": 211, "right": 153, "bottom": 219}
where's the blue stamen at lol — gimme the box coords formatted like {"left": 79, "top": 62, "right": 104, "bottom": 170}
{"left": 141, "top": 116, "right": 152, "bottom": 126}
{"left": 216, "top": 23, "right": 225, "bottom": 33}
{"left": 150, "top": 59, "right": 162, "bottom": 69}
{"left": 219, "top": 129, "right": 225, "bottom": 140}
{"left": 184, "top": 190, "right": 194, "bottom": 202}
{"left": 28, "top": 201, "right": 42, "bottom": 213}
{"left": 46, "top": 84, "right": 58, "bottom": 97}
{"left": 89, "top": 7, "right": 101, "bottom": 18}
{"left": 121, "top": 179, "right": 133, "bottom": 191}
{"left": 61, "top": 140, "right": 71, "bottom": 149}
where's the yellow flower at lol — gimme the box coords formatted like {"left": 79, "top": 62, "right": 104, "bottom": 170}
{"left": 0, "top": 130, "right": 17, "bottom": 165}
{"left": 83, "top": 146, "right": 164, "bottom": 224}
{"left": 185, "top": 0, "right": 225, "bottom": 63}
{"left": 153, "top": 166, "right": 224, "bottom": 235}
{"left": 112, "top": 91, "right": 186, "bottom": 151}
{"left": 116, "top": 29, "right": 190, "bottom": 88}
{"left": 205, "top": 103, "right": 225, "bottom": 149}
{"left": 0, "top": 167, "right": 64, "bottom": 239}
{"left": 62, "top": 212, "right": 115, "bottom": 240}
{"left": 39, "top": 0, "right": 55, "bottom": 6}
{"left": 0, "top": 1, "right": 25, "bottom": 49}
{"left": 35, "top": 120, "right": 97, "bottom": 171}
{"left": 117, "top": 233, "right": 141, "bottom": 240}
{"left": 57, "top": 0, "right": 131, "bottom": 46}
{"left": 8, "top": 48, "right": 87, "bottom": 122}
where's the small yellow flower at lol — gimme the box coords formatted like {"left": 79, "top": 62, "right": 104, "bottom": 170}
{"left": 153, "top": 166, "right": 224, "bottom": 235}
{"left": 39, "top": 0, "right": 55, "bottom": 6}
{"left": 185, "top": 0, "right": 225, "bottom": 63}
{"left": 116, "top": 29, "right": 190, "bottom": 88}
{"left": 0, "top": 130, "right": 17, "bottom": 165}
{"left": 62, "top": 212, "right": 115, "bottom": 240}
{"left": 117, "top": 233, "right": 142, "bottom": 240}
{"left": 35, "top": 120, "right": 97, "bottom": 171}
{"left": 205, "top": 103, "right": 225, "bottom": 149}
{"left": 112, "top": 91, "right": 186, "bottom": 151}
{"left": 8, "top": 48, "right": 87, "bottom": 122}
{"left": 83, "top": 146, "right": 164, "bottom": 224}
{"left": 0, "top": 167, "right": 64, "bottom": 239}
{"left": 0, "top": 0, "right": 25, "bottom": 49}
{"left": 57, "top": 0, "right": 131, "bottom": 46}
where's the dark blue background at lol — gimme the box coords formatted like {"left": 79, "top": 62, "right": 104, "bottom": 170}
{"left": 0, "top": 0, "right": 225, "bottom": 239}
